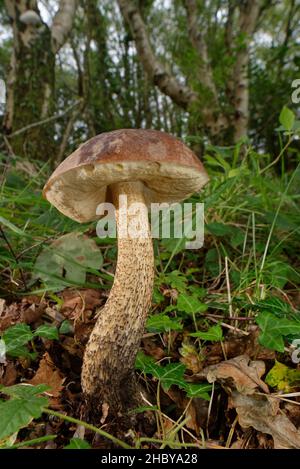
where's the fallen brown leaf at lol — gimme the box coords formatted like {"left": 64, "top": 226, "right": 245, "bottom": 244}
{"left": 198, "top": 355, "right": 269, "bottom": 394}
{"left": 61, "top": 288, "right": 102, "bottom": 320}
{"left": 231, "top": 392, "right": 300, "bottom": 449}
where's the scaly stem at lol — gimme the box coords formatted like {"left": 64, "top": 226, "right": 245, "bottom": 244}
{"left": 81, "top": 181, "right": 154, "bottom": 416}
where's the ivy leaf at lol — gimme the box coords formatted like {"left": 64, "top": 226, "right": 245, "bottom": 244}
{"left": 206, "top": 222, "right": 233, "bottom": 237}
{"left": 0, "top": 384, "right": 49, "bottom": 440}
{"left": 2, "top": 323, "right": 34, "bottom": 358}
{"left": 265, "top": 361, "right": 300, "bottom": 392}
{"left": 279, "top": 106, "right": 295, "bottom": 132}
{"left": 190, "top": 324, "right": 223, "bottom": 342}
{"left": 33, "top": 324, "right": 59, "bottom": 340}
{"left": 146, "top": 313, "right": 183, "bottom": 333}
{"left": 64, "top": 438, "right": 91, "bottom": 449}
{"left": 256, "top": 311, "right": 300, "bottom": 352}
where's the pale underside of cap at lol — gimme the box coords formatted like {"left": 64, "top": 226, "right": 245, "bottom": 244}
{"left": 44, "top": 129, "right": 209, "bottom": 223}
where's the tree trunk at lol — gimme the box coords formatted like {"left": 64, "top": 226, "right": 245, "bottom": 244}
{"left": 4, "top": 0, "right": 77, "bottom": 160}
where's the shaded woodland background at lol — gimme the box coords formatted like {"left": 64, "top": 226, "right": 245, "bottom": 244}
{"left": 1, "top": 0, "right": 299, "bottom": 162}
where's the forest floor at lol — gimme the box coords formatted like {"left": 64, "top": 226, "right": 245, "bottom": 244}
{"left": 0, "top": 145, "right": 300, "bottom": 449}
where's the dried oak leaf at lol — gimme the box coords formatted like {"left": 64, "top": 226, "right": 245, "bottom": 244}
{"left": 61, "top": 288, "right": 103, "bottom": 320}
{"left": 28, "top": 352, "right": 65, "bottom": 400}
{"left": 198, "top": 354, "right": 269, "bottom": 394}
{"left": 231, "top": 392, "right": 300, "bottom": 449}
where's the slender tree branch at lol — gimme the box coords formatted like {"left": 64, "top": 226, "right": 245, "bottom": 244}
{"left": 7, "top": 100, "right": 82, "bottom": 138}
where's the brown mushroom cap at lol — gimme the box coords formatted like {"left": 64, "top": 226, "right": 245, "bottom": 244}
{"left": 43, "top": 129, "right": 209, "bottom": 222}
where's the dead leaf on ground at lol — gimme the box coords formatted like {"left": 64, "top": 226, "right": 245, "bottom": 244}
{"left": 204, "top": 328, "right": 275, "bottom": 365}
{"left": 230, "top": 391, "right": 300, "bottom": 449}
{"left": 61, "top": 288, "right": 103, "bottom": 320}
{"left": 28, "top": 352, "right": 65, "bottom": 403}
{"left": 0, "top": 296, "right": 46, "bottom": 332}
{"left": 198, "top": 354, "right": 269, "bottom": 394}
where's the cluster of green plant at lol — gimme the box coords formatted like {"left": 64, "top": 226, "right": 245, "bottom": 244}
{"left": 0, "top": 108, "right": 299, "bottom": 447}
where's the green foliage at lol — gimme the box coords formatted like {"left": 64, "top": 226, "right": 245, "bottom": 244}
{"left": 135, "top": 352, "right": 212, "bottom": 400}
{"left": 256, "top": 312, "right": 300, "bottom": 352}
{"left": 190, "top": 324, "right": 223, "bottom": 342}
{"left": 279, "top": 106, "right": 295, "bottom": 132}
{"left": 33, "top": 232, "right": 103, "bottom": 288}
{"left": 1, "top": 323, "right": 59, "bottom": 359}
{"left": 0, "top": 384, "right": 49, "bottom": 440}
{"left": 64, "top": 438, "right": 91, "bottom": 449}
{"left": 146, "top": 313, "right": 183, "bottom": 333}
{"left": 265, "top": 361, "right": 300, "bottom": 391}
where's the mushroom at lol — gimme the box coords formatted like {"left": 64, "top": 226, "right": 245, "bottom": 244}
{"left": 43, "top": 129, "right": 208, "bottom": 418}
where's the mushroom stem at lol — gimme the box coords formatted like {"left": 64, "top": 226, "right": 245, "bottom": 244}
{"left": 81, "top": 181, "right": 154, "bottom": 415}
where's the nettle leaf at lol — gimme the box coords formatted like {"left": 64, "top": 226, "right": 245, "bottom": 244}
{"left": 33, "top": 232, "right": 103, "bottom": 287}
{"left": 0, "top": 384, "right": 49, "bottom": 440}
{"left": 33, "top": 324, "right": 59, "bottom": 340}
{"left": 279, "top": 106, "right": 295, "bottom": 132}
{"left": 256, "top": 311, "right": 300, "bottom": 352}
{"left": 177, "top": 294, "right": 207, "bottom": 315}
{"left": 146, "top": 313, "right": 183, "bottom": 333}
{"left": 191, "top": 324, "right": 223, "bottom": 342}
{"left": 135, "top": 352, "right": 211, "bottom": 400}
{"left": 2, "top": 323, "right": 34, "bottom": 358}
{"left": 64, "top": 438, "right": 91, "bottom": 449}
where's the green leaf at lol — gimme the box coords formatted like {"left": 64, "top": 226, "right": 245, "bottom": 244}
{"left": 2, "top": 323, "right": 34, "bottom": 358}
{"left": 0, "top": 215, "right": 29, "bottom": 237}
{"left": 33, "top": 324, "right": 59, "bottom": 340}
{"left": 64, "top": 438, "right": 91, "bottom": 449}
{"left": 206, "top": 222, "right": 233, "bottom": 237}
{"left": 177, "top": 294, "right": 207, "bottom": 315}
{"left": 183, "top": 382, "right": 212, "bottom": 400}
{"left": 256, "top": 311, "right": 300, "bottom": 352}
{"left": 161, "top": 270, "right": 188, "bottom": 292}
{"left": 279, "top": 106, "right": 295, "bottom": 131}
{"left": 146, "top": 313, "right": 183, "bottom": 333}
{"left": 59, "top": 320, "right": 73, "bottom": 335}
{"left": 190, "top": 324, "right": 223, "bottom": 342}
{"left": 0, "top": 384, "right": 49, "bottom": 440}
